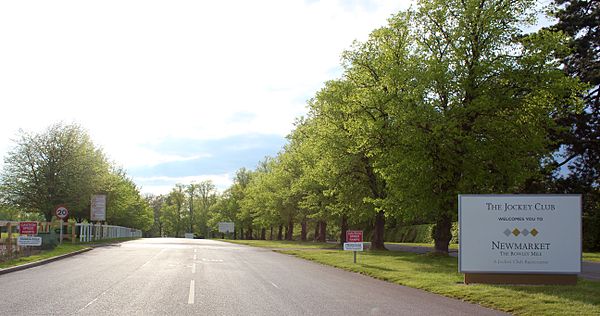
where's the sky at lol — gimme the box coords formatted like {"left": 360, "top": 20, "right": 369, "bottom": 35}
{"left": 0, "top": 0, "right": 412, "bottom": 195}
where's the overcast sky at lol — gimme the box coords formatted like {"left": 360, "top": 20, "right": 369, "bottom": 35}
{"left": 0, "top": 0, "right": 412, "bottom": 194}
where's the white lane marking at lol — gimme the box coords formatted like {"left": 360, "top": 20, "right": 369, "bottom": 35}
{"left": 192, "top": 263, "right": 196, "bottom": 274}
{"left": 193, "top": 254, "right": 197, "bottom": 260}
{"left": 76, "top": 287, "right": 110, "bottom": 313}
{"left": 188, "top": 280, "right": 195, "bottom": 304}
{"left": 194, "top": 249, "right": 197, "bottom": 253}
{"left": 77, "top": 248, "right": 167, "bottom": 313}
{"left": 270, "top": 282, "right": 279, "bottom": 289}
{"left": 141, "top": 248, "right": 167, "bottom": 268}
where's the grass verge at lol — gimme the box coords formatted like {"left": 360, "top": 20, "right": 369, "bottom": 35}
{"left": 584, "top": 252, "right": 600, "bottom": 263}
{"left": 217, "top": 239, "right": 339, "bottom": 249}
{"left": 394, "top": 243, "right": 598, "bottom": 262}
{"left": 0, "top": 243, "right": 89, "bottom": 269}
{"left": 280, "top": 249, "right": 600, "bottom": 316}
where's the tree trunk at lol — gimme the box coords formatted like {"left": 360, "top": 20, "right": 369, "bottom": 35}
{"left": 234, "top": 228, "right": 237, "bottom": 240}
{"left": 260, "top": 227, "right": 266, "bottom": 240}
{"left": 300, "top": 219, "right": 307, "bottom": 241}
{"left": 246, "top": 227, "right": 253, "bottom": 240}
{"left": 313, "top": 222, "right": 319, "bottom": 241}
{"left": 318, "top": 221, "right": 327, "bottom": 242}
{"left": 270, "top": 226, "right": 274, "bottom": 240}
{"left": 340, "top": 214, "right": 348, "bottom": 244}
{"left": 277, "top": 224, "right": 283, "bottom": 240}
{"left": 240, "top": 227, "right": 244, "bottom": 240}
{"left": 286, "top": 218, "right": 294, "bottom": 240}
{"left": 433, "top": 213, "right": 452, "bottom": 255}
{"left": 369, "top": 210, "right": 386, "bottom": 250}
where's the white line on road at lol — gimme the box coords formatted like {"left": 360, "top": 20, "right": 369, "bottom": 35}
{"left": 194, "top": 249, "right": 197, "bottom": 253}
{"left": 188, "top": 280, "right": 195, "bottom": 304}
{"left": 192, "top": 263, "right": 196, "bottom": 274}
{"left": 270, "top": 282, "right": 279, "bottom": 289}
{"left": 193, "top": 254, "right": 197, "bottom": 260}
{"left": 141, "top": 248, "right": 167, "bottom": 268}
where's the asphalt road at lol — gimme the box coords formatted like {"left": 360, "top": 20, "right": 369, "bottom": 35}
{"left": 0, "top": 238, "right": 506, "bottom": 315}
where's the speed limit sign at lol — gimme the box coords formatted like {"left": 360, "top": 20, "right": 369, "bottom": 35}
{"left": 55, "top": 205, "right": 69, "bottom": 219}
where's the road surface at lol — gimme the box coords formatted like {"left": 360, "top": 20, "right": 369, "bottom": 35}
{"left": 0, "top": 238, "right": 506, "bottom": 315}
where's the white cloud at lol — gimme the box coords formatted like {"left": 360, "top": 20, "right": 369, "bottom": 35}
{"left": 136, "top": 173, "right": 233, "bottom": 195}
{"left": 0, "top": 0, "right": 412, "bottom": 187}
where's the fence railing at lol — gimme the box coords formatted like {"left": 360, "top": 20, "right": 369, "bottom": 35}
{"left": 76, "top": 223, "right": 142, "bottom": 242}
{"left": 0, "top": 221, "right": 142, "bottom": 258}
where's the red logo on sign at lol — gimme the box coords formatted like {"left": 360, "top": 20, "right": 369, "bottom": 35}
{"left": 346, "top": 230, "right": 363, "bottom": 242}
{"left": 19, "top": 222, "right": 38, "bottom": 235}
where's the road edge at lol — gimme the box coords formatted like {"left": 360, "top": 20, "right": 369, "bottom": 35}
{"left": 0, "top": 247, "right": 93, "bottom": 275}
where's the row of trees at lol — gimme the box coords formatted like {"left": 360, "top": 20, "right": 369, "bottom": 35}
{"left": 0, "top": 123, "right": 153, "bottom": 231}
{"left": 154, "top": 0, "right": 596, "bottom": 253}
{"left": 145, "top": 181, "right": 218, "bottom": 238}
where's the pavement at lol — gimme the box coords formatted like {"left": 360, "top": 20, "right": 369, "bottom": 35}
{"left": 364, "top": 242, "right": 600, "bottom": 281}
{"left": 0, "top": 238, "right": 507, "bottom": 315}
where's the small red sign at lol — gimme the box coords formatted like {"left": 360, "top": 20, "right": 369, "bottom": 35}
{"left": 346, "top": 230, "right": 363, "bottom": 243}
{"left": 19, "top": 222, "right": 38, "bottom": 235}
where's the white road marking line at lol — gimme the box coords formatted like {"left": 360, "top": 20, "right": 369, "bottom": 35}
{"left": 141, "top": 248, "right": 167, "bottom": 268}
{"left": 192, "top": 263, "right": 196, "bottom": 274}
{"left": 194, "top": 249, "right": 197, "bottom": 253}
{"left": 270, "top": 282, "right": 279, "bottom": 289}
{"left": 193, "top": 254, "right": 197, "bottom": 260}
{"left": 77, "top": 248, "right": 167, "bottom": 313}
{"left": 188, "top": 280, "right": 195, "bottom": 304}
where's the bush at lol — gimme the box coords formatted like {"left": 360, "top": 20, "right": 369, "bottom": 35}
{"left": 386, "top": 222, "right": 459, "bottom": 244}
{"left": 38, "top": 232, "right": 58, "bottom": 250}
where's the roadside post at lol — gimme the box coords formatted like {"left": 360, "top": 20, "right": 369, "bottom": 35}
{"left": 344, "top": 230, "right": 363, "bottom": 263}
{"left": 55, "top": 205, "right": 69, "bottom": 244}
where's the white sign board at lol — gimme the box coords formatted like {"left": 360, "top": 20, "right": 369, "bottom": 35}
{"left": 17, "top": 236, "right": 42, "bottom": 246}
{"left": 343, "top": 242, "right": 364, "bottom": 251}
{"left": 218, "top": 222, "right": 234, "bottom": 233}
{"left": 459, "top": 195, "right": 581, "bottom": 274}
{"left": 91, "top": 195, "right": 107, "bottom": 221}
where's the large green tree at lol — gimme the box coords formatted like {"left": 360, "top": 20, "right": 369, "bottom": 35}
{"left": 549, "top": 0, "right": 599, "bottom": 250}
{"left": 1, "top": 123, "right": 110, "bottom": 221}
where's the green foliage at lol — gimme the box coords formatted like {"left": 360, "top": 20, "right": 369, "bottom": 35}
{"left": 0, "top": 123, "right": 111, "bottom": 221}
{"left": 0, "top": 123, "right": 154, "bottom": 232}
{"left": 385, "top": 222, "right": 459, "bottom": 244}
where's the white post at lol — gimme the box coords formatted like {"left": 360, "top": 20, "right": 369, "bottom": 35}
{"left": 60, "top": 219, "right": 63, "bottom": 243}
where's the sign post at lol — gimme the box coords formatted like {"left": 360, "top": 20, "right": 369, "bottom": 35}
{"left": 459, "top": 194, "right": 581, "bottom": 285}
{"left": 344, "top": 230, "right": 363, "bottom": 263}
{"left": 55, "top": 205, "right": 69, "bottom": 244}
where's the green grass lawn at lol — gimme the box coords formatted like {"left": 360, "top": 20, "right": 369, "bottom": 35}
{"left": 217, "top": 239, "right": 339, "bottom": 249}
{"left": 390, "top": 242, "right": 459, "bottom": 250}
{"left": 584, "top": 252, "right": 600, "bottom": 263}
{"left": 395, "top": 242, "right": 598, "bottom": 262}
{"left": 0, "top": 243, "right": 89, "bottom": 269}
{"left": 280, "top": 249, "right": 600, "bottom": 316}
